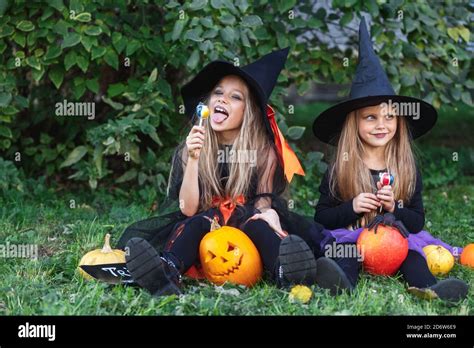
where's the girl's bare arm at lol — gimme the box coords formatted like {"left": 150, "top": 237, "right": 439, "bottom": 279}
{"left": 179, "top": 126, "right": 204, "bottom": 216}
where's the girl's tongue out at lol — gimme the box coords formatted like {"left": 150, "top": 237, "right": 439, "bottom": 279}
{"left": 212, "top": 106, "right": 229, "bottom": 124}
{"left": 212, "top": 113, "right": 227, "bottom": 123}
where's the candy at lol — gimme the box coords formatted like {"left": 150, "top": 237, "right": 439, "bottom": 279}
{"left": 377, "top": 172, "right": 394, "bottom": 212}
{"left": 196, "top": 102, "right": 209, "bottom": 127}
{"left": 379, "top": 172, "right": 394, "bottom": 186}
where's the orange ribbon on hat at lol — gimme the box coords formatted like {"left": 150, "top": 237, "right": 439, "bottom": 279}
{"left": 266, "top": 105, "right": 305, "bottom": 183}
{"left": 211, "top": 194, "right": 246, "bottom": 225}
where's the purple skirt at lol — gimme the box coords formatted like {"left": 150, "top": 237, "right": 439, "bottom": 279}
{"left": 320, "top": 228, "right": 462, "bottom": 259}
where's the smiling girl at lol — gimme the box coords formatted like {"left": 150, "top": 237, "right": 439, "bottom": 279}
{"left": 322, "top": 104, "right": 419, "bottom": 230}
{"left": 311, "top": 18, "right": 468, "bottom": 302}
{"left": 119, "top": 48, "right": 331, "bottom": 296}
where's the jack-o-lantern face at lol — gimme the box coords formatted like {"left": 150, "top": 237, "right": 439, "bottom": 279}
{"left": 199, "top": 222, "right": 262, "bottom": 287}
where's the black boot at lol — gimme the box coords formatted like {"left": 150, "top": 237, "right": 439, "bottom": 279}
{"left": 408, "top": 278, "right": 468, "bottom": 302}
{"left": 125, "top": 238, "right": 182, "bottom": 296}
{"left": 275, "top": 235, "right": 318, "bottom": 287}
{"left": 315, "top": 257, "right": 354, "bottom": 296}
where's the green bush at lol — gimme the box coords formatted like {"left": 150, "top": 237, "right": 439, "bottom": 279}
{"left": 0, "top": 157, "right": 23, "bottom": 191}
{"left": 0, "top": 0, "right": 472, "bottom": 196}
{"left": 418, "top": 147, "right": 464, "bottom": 189}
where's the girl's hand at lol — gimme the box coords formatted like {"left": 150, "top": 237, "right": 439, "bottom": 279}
{"left": 352, "top": 192, "right": 382, "bottom": 214}
{"left": 376, "top": 182, "right": 395, "bottom": 213}
{"left": 186, "top": 125, "right": 205, "bottom": 159}
{"left": 247, "top": 208, "right": 288, "bottom": 239}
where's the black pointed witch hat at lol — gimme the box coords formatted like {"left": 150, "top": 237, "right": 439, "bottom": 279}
{"left": 312, "top": 17, "right": 437, "bottom": 144}
{"left": 181, "top": 47, "right": 290, "bottom": 139}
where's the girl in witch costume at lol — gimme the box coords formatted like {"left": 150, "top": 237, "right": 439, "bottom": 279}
{"left": 311, "top": 18, "right": 468, "bottom": 301}
{"left": 116, "top": 48, "right": 341, "bottom": 296}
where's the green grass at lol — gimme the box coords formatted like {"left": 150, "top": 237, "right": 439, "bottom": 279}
{"left": 0, "top": 181, "right": 473, "bottom": 315}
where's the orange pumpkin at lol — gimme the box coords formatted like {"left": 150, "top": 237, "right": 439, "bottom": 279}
{"left": 357, "top": 224, "right": 408, "bottom": 276}
{"left": 199, "top": 217, "right": 263, "bottom": 287}
{"left": 460, "top": 243, "right": 474, "bottom": 269}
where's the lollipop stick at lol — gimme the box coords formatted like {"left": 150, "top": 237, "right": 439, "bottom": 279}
{"left": 193, "top": 115, "right": 203, "bottom": 158}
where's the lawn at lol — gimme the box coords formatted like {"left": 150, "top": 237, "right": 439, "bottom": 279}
{"left": 0, "top": 178, "right": 473, "bottom": 316}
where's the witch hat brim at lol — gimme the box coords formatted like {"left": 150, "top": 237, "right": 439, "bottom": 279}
{"left": 313, "top": 95, "right": 437, "bottom": 144}
{"left": 312, "top": 17, "right": 437, "bottom": 145}
{"left": 181, "top": 47, "right": 290, "bottom": 139}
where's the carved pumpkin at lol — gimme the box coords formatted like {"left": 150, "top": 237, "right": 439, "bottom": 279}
{"left": 78, "top": 234, "right": 125, "bottom": 280}
{"left": 423, "top": 245, "right": 454, "bottom": 276}
{"left": 460, "top": 243, "right": 474, "bottom": 269}
{"left": 199, "top": 218, "right": 263, "bottom": 287}
{"left": 357, "top": 224, "right": 408, "bottom": 276}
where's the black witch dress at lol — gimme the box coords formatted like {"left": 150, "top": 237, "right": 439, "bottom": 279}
{"left": 115, "top": 144, "right": 326, "bottom": 279}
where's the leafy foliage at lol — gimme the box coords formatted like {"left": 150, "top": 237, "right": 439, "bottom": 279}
{"left": 0, "top": 0, "right": 472, "bottom": 196}
{"left": 0, "top": 157, "right": 23, "bottom": 191}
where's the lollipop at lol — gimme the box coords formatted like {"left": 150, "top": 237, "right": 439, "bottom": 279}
{"left": 189, "top": 103, "right": 209, "bottom": 159}
{"left": 378, "top": 172, "right": 394, "bottom": 212}
{"left": 196, "top": 102, "right": 209, "bottom": 127}
{"left": 379, "top": 172, "right": 394, "bottom": 186}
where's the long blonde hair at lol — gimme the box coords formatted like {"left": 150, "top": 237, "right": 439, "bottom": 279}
{"left": 330, "top": 109, "right": 416, "bottom": 225}
{"left": 182, "top": 89, "right": 272, "bottom": 211}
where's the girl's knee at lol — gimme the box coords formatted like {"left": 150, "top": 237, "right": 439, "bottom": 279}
{"left": 241, "top": 218, "right": 270, "bottom": 233}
